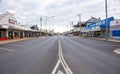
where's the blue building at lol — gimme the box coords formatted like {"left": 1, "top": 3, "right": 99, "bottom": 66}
{"left": 110, "top": 19, "right": 120, "bottom": 39}
{"left": 84, "top": 17, "right": 114, "bottom": 37}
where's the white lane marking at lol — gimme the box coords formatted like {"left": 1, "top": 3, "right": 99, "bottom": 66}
{"left": 51, "top": 39, "right": 73, "bottom": 74}
{"left": 59, "top": 39, "right": 73, "bottom": 74}
{"left": 57, "top": 70, "right": 64, "bottom": 74}
{"left": 9, "top": 44, "right": 25, "bottom": 47}
{"left": 0, "top": 47, "right": 14, "bottom": 51}
{"left": 18, "top": 43, "right": 32, "bottom": 45}
{"left": 113, "top": 49, "right": 120, "bottom": 54}
{"left": 22, "top": 43, "right": 32, "bottom": 45}
{"left": 51, "top": 59, "right": 61, "bottom": 74}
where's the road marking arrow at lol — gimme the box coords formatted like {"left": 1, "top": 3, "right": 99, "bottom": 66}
{"left": 57, "top": 70, "right": 64, "bottom": 74}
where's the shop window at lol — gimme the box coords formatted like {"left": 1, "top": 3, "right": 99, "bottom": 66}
{"left": 0, "top": 31, "right": 1, "bottom": 38}
{"left": 0, "top": 31, "right": 6, "bottom": 38}
{"left": 14, "top": 32, "right": 19, "bottom": 37}
{"left": 2, "top": 31, "right": 6, "bottom": 37}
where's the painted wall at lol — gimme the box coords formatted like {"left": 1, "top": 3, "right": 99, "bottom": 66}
{"left": 110, "top": 19, "right": 120, "bottom": 38}
{"left": 0, "top": 12, "right": 17, "bottom": 25}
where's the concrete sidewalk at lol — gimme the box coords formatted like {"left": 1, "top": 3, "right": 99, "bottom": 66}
{"left": 0, "top": 38, "right": 33, "bottom": 44}
{"left": 0, "top": 36, "right": 48, "bottom": 44}
{"left": 71, "top": 36, "right": 120, "bottom": 43}
{"left": 93, "top": 38, "right": 120, "bottom": 43}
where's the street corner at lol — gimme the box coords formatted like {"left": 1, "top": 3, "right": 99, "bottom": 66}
{"left": 113, "top": 48, "right": 120, "bottom": 54}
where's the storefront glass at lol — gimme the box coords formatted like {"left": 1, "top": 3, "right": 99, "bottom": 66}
{"left": 0, "top": 29, "right": 6, "bottom": 38}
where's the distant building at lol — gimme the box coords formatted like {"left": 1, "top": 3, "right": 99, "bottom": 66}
{"left": 73, "top": 22, "right": 86, "bottom": 36}
{"left": 73, "top": 16, "right": 100, "bottom": 36}
{"left": 31, "top": 25, "right": 39, "bottom": 30}
{"left": 86, "top": 16, "right": 101, "bottom": 26}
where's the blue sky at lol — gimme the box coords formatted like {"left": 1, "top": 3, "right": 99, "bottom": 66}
{"left": 0, "top": 0, "right": 120, "bottom": 32}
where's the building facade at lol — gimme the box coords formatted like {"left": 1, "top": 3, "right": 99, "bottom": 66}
{"left": 110, "top": 19, "right": 120, "bottom": 39}
{"left": 0, "top": 12, "right": 41, "bottom": 41}
{"left": 84, "top": 17, "right": 114, "bottom": 37}
{"left": 80, "top": 17, "right": 100, "bottom": 37}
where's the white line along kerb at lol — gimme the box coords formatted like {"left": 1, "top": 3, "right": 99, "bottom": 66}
{"left": 51, "top": 39, "right": 73, "bottom": 74}
{"left": 0, "top": 47, "right": 14, "bottom": 51}
{"left": 9, "top": 44, "right": 25, "bottom": 47}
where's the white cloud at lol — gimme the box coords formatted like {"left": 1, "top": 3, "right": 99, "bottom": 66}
{"left": 0, "top": 0, "right": 120, "bottom": 32}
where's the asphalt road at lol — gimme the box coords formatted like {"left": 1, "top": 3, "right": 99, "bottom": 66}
{"left": 0, "top": 36, "right": 120, "bottom": 74}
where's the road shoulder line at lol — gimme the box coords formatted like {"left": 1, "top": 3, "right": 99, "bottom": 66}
{"left": 0, "top": 47, "right": 14, "bottom": 51}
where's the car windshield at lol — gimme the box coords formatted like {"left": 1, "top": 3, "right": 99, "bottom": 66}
{"left": 0, "top": 0, "right": 120, "bottom": 74}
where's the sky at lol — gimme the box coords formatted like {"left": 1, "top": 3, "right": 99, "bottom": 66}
{"left": 0, "top": 0, "right": 120, "bottom": 33}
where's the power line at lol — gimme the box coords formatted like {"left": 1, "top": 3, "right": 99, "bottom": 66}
{"left": 108, "top": 0, "right": 120, "bottom": 17}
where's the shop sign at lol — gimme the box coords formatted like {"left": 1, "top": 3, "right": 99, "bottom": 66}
{"left": 90, "top": 20, "right": 106, "bottom": 28}
{"left": 9, "top": 19, "right": 17, "bottom": 25}
{"left": 110, "top": 19, "right": 120, "bottom": 26}
{"left": 87, "top": 17, "right": 114, "bottom": 31}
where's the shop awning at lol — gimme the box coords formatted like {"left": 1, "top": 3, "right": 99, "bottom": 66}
{"left": 0, "top": 24, "right": 38, "bottom": 32}
{"left": 0, "top": 24, "right": 9, "bottom": 29}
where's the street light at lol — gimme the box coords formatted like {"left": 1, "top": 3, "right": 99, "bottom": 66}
{"left": 44, "top": 16, "right": 54, "bottom": 36}
{"left": 67, "top": 25, "right": 68, "bottom": 33}
{"left": 45, "top": 16, "right": 54, "bottom": 31}
{"left": 70, "top": 21, "right": 73, "bottom": 29}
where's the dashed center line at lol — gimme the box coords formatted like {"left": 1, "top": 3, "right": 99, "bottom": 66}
{"left": 0, "top": 47, "right": 14, "bottom": 51}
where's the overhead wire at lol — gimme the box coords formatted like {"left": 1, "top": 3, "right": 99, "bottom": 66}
{"left": 108, "top": 0, "right": 120, "bottom": 17}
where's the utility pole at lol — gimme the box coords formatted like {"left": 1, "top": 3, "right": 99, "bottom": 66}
{"left": 105, "top": 0, "right": 108, "bottom": 40}
{"left": 40, "top": 17, "right": 43, "bottom": 36}
{"left": 78, "top": 14, "right": 81, "bottom": 36}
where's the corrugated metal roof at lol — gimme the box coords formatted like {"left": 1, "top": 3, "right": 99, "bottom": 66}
{"left": 86, "top": 17, "right": 100, "bottom": 23}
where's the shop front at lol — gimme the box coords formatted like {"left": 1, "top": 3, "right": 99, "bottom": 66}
{"left": 8, "top": 30, "right": 20, "bottom": 39}
{"left": 0, "top": 12, "right": 40, "bottom": 41}
{"left": 0, "top": 28, "right": 8, "bottom": 40}
{"left": 86, "top": 17, "right": 114, "bottom": 37}
{"left": 110, "top": 19, "right": 120, "bottom": 39}
{"left": 8, "top": 30, "right": 13, "bottom": 39}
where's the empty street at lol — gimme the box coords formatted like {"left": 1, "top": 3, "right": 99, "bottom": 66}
{"left": 0, "top": 36, "right": 120, "bottom": 74}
